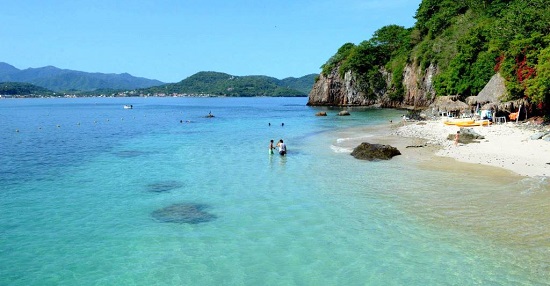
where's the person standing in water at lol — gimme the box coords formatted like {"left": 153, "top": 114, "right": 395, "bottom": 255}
{"left": 277, "top": 139, "right": 286, "bottom": 156}
{"left": 269, "top": 140, "right": 275, "bottom": 155}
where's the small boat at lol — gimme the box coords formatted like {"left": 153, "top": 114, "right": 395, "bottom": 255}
{"left": 455, "top": 120, "right": 491, "bottom": 127}
{"left": 124, "top": 105, "right": 133, "bottom": 109}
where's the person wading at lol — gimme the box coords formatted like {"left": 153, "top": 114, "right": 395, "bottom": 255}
{"left": 277, "top": 139, "right": 286, "bottom": 156}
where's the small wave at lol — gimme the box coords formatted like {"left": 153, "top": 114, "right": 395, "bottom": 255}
{"left": 336, "top": 135, "right": 372, "bottom": 143}
{"left": 330, "top": 145, "right": 353, "bottom": 153}
{"left": 517, "top": 176, "right": 549, "bottom": 195}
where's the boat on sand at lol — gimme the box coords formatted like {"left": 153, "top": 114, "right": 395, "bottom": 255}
{"left": 443, "top": 118, "right": 475, "bottom": 126}
{"left": 455, "top": 120, "right": 492, "bottom": 127}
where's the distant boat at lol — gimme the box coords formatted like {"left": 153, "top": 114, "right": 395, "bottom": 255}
{"left": 124, "top": 105, "right": 133, "bottom": 109}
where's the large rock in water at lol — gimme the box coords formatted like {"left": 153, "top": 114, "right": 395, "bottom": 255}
{"left": 351, "top": 143, "right": 401, "bottom": 161}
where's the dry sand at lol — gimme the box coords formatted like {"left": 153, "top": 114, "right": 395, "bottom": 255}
{"left": 393, "top": 120, "right": 550, "bottom": 177}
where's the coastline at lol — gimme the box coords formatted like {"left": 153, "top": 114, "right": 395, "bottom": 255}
{"left": 393, "top": 120, "right": 550, "bottom": 177}
{"left": 332, "top": 118, "right": 550, "bottom": 178}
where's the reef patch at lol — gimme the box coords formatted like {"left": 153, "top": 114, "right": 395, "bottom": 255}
{"left": 151, "top": 203, "right": 217, "bottom": 224}
{"left": 146, "top": 181, "right": 184, "bottom": 193}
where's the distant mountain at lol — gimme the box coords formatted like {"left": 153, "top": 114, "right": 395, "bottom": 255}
{"left": 140, "top": 71, "right": 314, "bottom": 97}
{"left": 0, "top": 62, "right": 164, "bottom": 92}
{"left": 0, "top": 82, "right": 54, "bottom": 97}
{"left": 0, "top": 63, "right": 20, "bottom": 77}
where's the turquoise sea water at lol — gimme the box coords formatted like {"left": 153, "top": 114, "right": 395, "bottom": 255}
{"left": 0, "top": 97, "right": 548, "bottom": 285}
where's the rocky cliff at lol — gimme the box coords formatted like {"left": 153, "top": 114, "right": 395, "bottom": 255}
{"left": 307, "top": 62, "right": 438, "bottom": 108}
{"left": 307, "top": 68, "right": 375, "bottom": 106}
{"left": 401, "top": 63, "right": 438, "bottom": 107}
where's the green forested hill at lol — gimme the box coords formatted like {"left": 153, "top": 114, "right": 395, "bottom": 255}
{"left": 0, "top": 82, "right": 54, "bottom": 97}
{"left": 279, "top": 74, "right": 318, "bottom": 94}
{"left": 321, "top": 0, "right": 550, "bottom": 111}
{"left": 141, "top": 72, "right": 312, "bottom": 97}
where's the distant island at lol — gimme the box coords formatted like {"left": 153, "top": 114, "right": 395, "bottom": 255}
{"left": 137, "top": 71, "right": 316, "bottom": 97}
{"left": 0, "top": 82, "right": 55, "bottom": 97}
{"left": 0, "top": 62, "right": 316, "bottom": 98}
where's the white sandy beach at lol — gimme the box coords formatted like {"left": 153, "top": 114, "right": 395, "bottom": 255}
{"left": 394, "top": 120, "right": 550, "bottom": 177}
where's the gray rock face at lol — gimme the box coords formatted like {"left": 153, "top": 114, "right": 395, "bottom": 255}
{"left": 308, "top": 62, "right": 437, "bottom": 108}
{"left": 542, "top": 134, "right": 550, "bottom": 142}
{"left": 351, "top": 143, "right": 401, "bottom": 161}
{"left": 402, "top": 63, "right": 437, "bottom": 107}
{"left": 307, "top": 68, "right": 373, "bottom": 106}
{"left": 338, "top": 110, "right": 350, "bottom": 116}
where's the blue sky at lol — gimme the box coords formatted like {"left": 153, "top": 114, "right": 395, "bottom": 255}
{"left": 1, "top": 0, "right": 421, "bottom": 83}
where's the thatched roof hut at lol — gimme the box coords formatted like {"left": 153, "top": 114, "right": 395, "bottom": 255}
{"left": 465, "top": 73, "right": 506, "bottom": 105}
{"left": 430, "top": 96, "right": 469, "bottom": 112}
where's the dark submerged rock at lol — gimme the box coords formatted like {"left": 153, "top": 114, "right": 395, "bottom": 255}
{"left": 146, "top": 181, "right": 184, "bottom": 193}
{"left": 351, "top": 143, "right": 401, "bottom": 161}
{"left": 151, "top": 203, "right": 217, "bottom": 224}
{"left": 315, "top": 111, "right": 327, "bottom": 116}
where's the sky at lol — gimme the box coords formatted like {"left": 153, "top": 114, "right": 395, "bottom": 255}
{"left": 1, "top": 0, "right": 421, "bottom": 83}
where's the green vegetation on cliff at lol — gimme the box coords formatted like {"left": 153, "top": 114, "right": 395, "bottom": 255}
{"left": 415, "top": 0, "right": 550, "bottom": 105}
{"left": 141, "top": 72, "right": 311, "bottom": 97}
{"left": 321, "top": 0, "right": 550, "bottom": 110}
{"left": 321, "top": 25, "right": 413, "bottom": 101}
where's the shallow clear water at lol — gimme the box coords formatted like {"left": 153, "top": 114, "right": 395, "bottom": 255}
{"left": 0, "top": 97, "right": 548, "bottom": 285}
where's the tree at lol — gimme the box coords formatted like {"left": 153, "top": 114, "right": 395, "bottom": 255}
{"left": 526, "top": 46, "right": 550, "bottom": 105}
